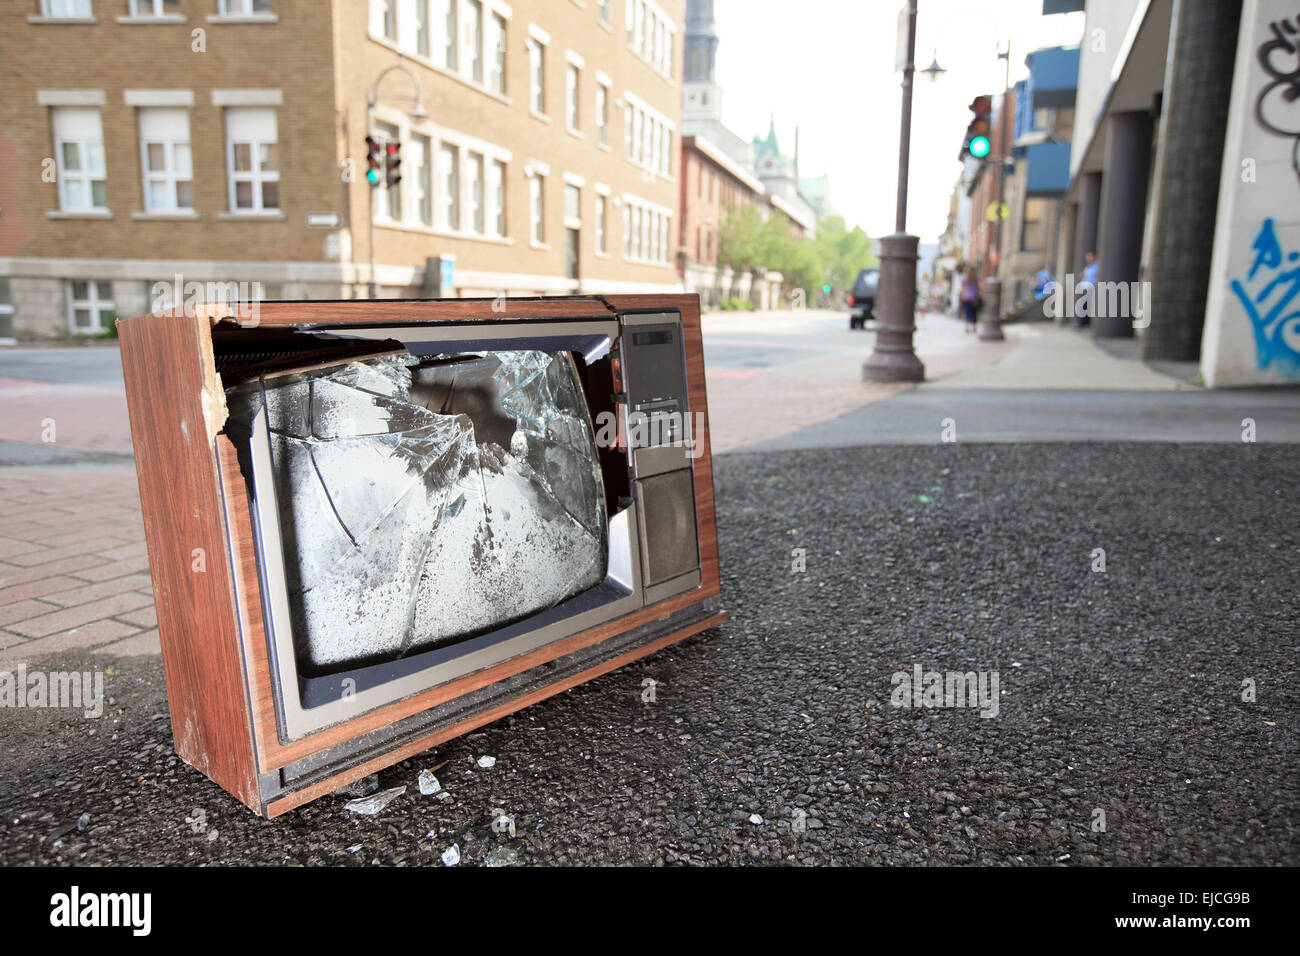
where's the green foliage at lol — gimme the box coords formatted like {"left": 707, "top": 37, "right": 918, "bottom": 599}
{"left": 718, "top": 296, "right": 755, "bottom": 311}
{"left": 717, "top": 207, "right": 878, "bottom": 302}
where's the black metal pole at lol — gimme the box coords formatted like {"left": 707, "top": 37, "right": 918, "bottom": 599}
{"left": 979, "top": 43, "right": 1011, "bottom": 340}
{"left": 864, "top": 0, "right": 925, "bottom": 383}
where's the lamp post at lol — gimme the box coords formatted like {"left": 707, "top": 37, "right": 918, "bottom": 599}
{"left": 978, "top": 43, "right": 1012, "bottom": 341}
{"left": 863, "top": 0, "right": 926, "bottom": 383}
{"left": 366, "top": 64, "right": 427, "bottom": 299}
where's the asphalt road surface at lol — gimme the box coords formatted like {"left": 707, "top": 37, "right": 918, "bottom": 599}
{"left": 1, "top": 443, "right": 1294, "bottom": 865}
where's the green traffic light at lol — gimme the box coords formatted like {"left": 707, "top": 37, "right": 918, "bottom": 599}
{"left": 969, "top": 135, "right": 991, "bottom": 159}
{"left": 366, "top": 168, "right": 381, "bottom": 185}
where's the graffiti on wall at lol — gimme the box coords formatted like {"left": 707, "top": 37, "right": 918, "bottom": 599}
{"left": 1230, "top": 218, "right": 1300, "bottom": 376}
{"left": 1255, "top": 15, "right": 1300, "bottom": 183}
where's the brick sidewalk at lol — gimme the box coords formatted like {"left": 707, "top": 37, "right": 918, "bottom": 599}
{"left": 0, "top": 465, "right": 159, "bottom": 669}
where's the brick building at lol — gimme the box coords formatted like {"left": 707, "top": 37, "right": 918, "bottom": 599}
{"left": 677, "top": 134, "right": 763, "bottom": 306}
{"left": 0, "top": 0, "right": 683, "bottom": 340}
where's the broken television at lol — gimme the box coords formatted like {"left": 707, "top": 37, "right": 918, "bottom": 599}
{"left": 216, "top": 313, "right": 701, "bottom": 740}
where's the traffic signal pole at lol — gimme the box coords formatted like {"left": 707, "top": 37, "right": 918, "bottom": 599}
{"left": 863, "top": 0, "right": 925, "bottom": 383}
{"left": 978, "top": 44, "right": 1012, "bottom": 342}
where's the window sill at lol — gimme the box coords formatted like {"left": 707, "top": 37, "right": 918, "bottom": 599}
{"left": 530, "top": 110, "right": 551, "bottom": 124}
{"left": 530, "top": 240, "right": 550, "bottom": 251}
{"left": 566, "top": 127, "right": 584, "bottom": 139}
{"left": 27, "top": 16, "right": 98, "bottom": 24}
{"left": 594, "top": 250, "right": 610, "bottom": 259}
{"left": 598, "top": 20, "right": 613, "bottom": 33}
{"left": 48, "top": 209, "right": 113, "bottom": 220}
{"left": 132, "top": 210, "right": 200, "bottom": 220}
{"left": 217, "top": 210, "right": 285, "bottom": 221}
{"left": 116, "top": 14, "right": 186, "bottom": 24}
{"left": 375, "top": 220, "right": 514, "bottom": 245}
{"left": 597, "top": 141, "right": 612, "bottom": 152}
{"left": 206, "top": 14, "right": 279, "bottom": 24}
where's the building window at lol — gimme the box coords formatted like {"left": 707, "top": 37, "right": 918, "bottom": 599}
{"left": 622, "top": 206, "right": 631, "bottom": 257}
{"left": 411, "top": 133, "right": 432, "bottom": 226}
{"left": 0, "top": 279, "right": 14, "bottom": 343}
{"left": 527, "top": 37, "right": 545, "bottom": 114}
{"left": 464, "top": 0, "right": 483, "bottom": 84}
{"left": 226, "top": 107, "right": 279, "bottom": 212}
{"left": 623, "top": 99, "right": 671, "bottom": 176}
{"left": 139, "top": 108, "right": 192, "bottom": 212}
{"left": 68, "top": 281, "right": 114, "bottom": 335}
{"left": 371, "top": 0, "right": 396, "bottom": 40}
{"left": 564, "top": 183, "right": 581, "bottom": 223}
{"left": 53, "top": 108, "right": 108, "bottom": 212}
{"left": 626, "top": 0, "right": 673, "bottom": 78}
{"left": 415, "top": 0, "right": 429, "bottom": 55}
{"left": 598, "top": 0, "right": 611, "bottom": 26}
{"left": 130, "top": 0, "right": 179, "bottom": 15}
{"left": 488, "top": 12, "right": 506, "bottom": 94}
{"left": 42, "top": 0, "right": 92, "bottom": 16}
{"left": 489, "top": 158, "right": 506, "bottom": 236}
{"left": 565, "top": 64, "right": 580, "bottom": 132}
{"left": 1021, "top": 197, "right": 1046, "bottom": 252}
{"left": 595, "top": 194, "right": 606, "bottom": 253}
{"left": 220, "top": 0, "right": 271, "bottom": 14}
{"left": 438, "top": 0, "right": 458, "bottom": 71}
{"left": 467, "top": 151, "right": 485, "bottom": 234}
{"left": 530, "top": 173, "right": 544, "bottom": 244}
{"left": 437, "top": 142, "right": 459, "bottom": 230}
{"left": 595, "top": 83, "right": 608, "bottom": 146}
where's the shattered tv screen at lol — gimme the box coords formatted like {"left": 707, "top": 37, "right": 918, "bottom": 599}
{"left": 226, "top": 350, "right": 609, "bottom": 674}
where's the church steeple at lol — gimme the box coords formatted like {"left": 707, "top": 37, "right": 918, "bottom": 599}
{"left": 682, "top": 0, "right": 722, "bottom": 122}
{"left": 684, "top": 0, "right": 718, "bottom": 84}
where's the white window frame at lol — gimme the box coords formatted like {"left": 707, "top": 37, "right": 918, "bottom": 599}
{"left": 41, "top": 0, "right": 93, "bottom": 17}
{"left": 436, "top": 142, "right": 460, "bottom": 231}
{"left": 128, "top": 0, "right": 179, "bottom": 16}
{"left": 529, "top": 171, "right": 545, "bottom": 246}
{"left": 595, "top": 193, "right": 606, "bottom": 254}
{"left": 53, "top": 108, "right": 108, "bottom": 213}
{"left": 488, "top": 10, "right": 507, "bottom": 94}
{"left": 219, "top": 0, "right": 272, "bottom": 16}
{"left": 225, "top": 107, "right": 280, "bottom": 214}
{"left": 565, "top": 63, "right": 580, "bottom": 133}
{"left": 527, "top": 35, "right": 546, "bottom": 115}
{"left": 595, "top": 82, "right": 609, "bottom": 147}
{"left": 139, "top": 108, "right": 193, "bottom": 213}
{"left": 411, "top": 132, "right": 433, "bottom": 226}
{"left": 463, "top": 0, "right": 483, "bottom": 84}
{"left": 68, "top": 280, "right": 114, "bottom": 334}
{"left": 489, "top": 158, "right": 506, "bottom": 238}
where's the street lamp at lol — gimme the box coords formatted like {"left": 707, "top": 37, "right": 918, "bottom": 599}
{"left": 366, "top": 63, "right": 427, "bottom": 299}
{"left": 863, "top": 0, "right": 925, "bottom": 383}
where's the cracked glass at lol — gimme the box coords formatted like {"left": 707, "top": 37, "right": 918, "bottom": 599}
{"left": 226, "top": 350, "right": 608, "bottom": 673}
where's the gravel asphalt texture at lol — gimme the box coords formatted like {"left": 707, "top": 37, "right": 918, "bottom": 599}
{"left": 1, "top": 443, "right": 1296, "bottom": 865}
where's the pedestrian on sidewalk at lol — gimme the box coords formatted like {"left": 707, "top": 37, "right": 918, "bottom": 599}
{"left": 1077, "top": 251, "right": 1098, "bottom": 329}
{"left": 959, "top": 267, "right": 981, "bottom": 334}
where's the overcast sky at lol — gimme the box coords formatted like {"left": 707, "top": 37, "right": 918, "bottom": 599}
{"left": 710, "top": 0, "right": 1086, "bottom": 241}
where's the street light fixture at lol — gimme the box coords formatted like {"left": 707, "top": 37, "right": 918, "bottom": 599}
{"left": 365, "top": 63, "right": 427, "bottom": 299}
{"left": 863, "top": 0, "right": 925, "bottom": 383}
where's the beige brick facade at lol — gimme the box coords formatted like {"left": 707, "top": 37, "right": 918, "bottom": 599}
{"left": 0, "top": 0, "right": 683, "bottom": 339}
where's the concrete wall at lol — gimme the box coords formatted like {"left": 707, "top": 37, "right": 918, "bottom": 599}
{"left": 1201, "top": 0, "right": 1300, "bottom": 386}
{"left": 1071, "top": 0, "right": 1146, "bottom": 177}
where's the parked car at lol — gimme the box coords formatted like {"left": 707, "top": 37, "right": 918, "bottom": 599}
{"left": 848, "top": 268, "right": 879, "bottom": 329}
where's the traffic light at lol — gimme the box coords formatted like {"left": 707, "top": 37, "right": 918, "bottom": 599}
{"left": 385, "top": 140, "right": 401, "bottom": 189}
{"left": 961, "top": 95, "right": 993, "bottom": 161}
{"left": 365, "top": 135, "right": 383, "bottom": 186}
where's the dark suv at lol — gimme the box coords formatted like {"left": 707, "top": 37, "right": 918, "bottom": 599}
{"left": 848, "top": 268, "right": 879, "bottom": 329}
